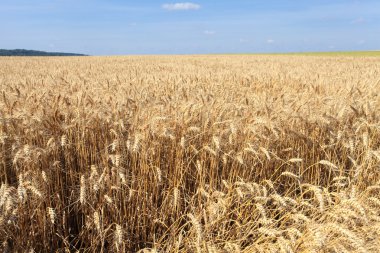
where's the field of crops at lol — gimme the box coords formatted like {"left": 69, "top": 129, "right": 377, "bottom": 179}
{"left": 1, "top": 55, "right": 380, "bottom": 252}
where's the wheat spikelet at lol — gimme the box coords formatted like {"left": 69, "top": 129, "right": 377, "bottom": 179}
{"left": 26, "top": 185, "right": 42, "bottom": 198}
{"left": 126, "top": 139, "right": 131, "bottom": 150}
{"left": 284, "top": 196, "right": 298, "bottom": 206}
{"left": 155, "top": 166, "right": 162, "bottom": 183}
{"left": 336, "top": 207, "right": 361, "bottom": 221}
{"left": 222, "top": 154, "right": 228, "bottom": 164}
{"left": 41, "top": 171, "right": 48, "bottom": 183}
{"left": 211, "top": 190, "right": 225, "bottom": 199}
{"left": 327, "top": 224, "right": 366, "bottom": 253}
{"left": 264, "top": 180, "right": 275, "bottom": 191}
{"left": 13, "top": 150, "right": 23, "bottom": 165}
{"left": 47, "top": 207, "right": 55, "bottom": 224}
{"left": 332, "top": 176, "right": 348, "bottom": 182}
{"left": 311, "top": 186, "right": 324, "bottom": 211}
{"left": 350, "top": 185, "right": 357, "bottom": 198}
{"left": 1, "top": 186, "right": 16, "bottom": 213}
{"left": 111, "top": 139, "right": 119, "bottom": 152}
{"left": 222, "top": 180, "right": 231, "bottom": 190}
{"left": 362, "top": 132, "right": 369, "bottom": 147}
{"left": 288, "top": 158, "right": 303, "bottom": 163}
{"left": 230, "top": 123, "right": 237, "bottom": 135}
{"left": 244, "top": 146, "right": 256, "bottom": 154}
{"left": 109, "top": 154, "right": 116, "bottom": 166}
{"left": 187, "top": 213, "right": 202, "bottom": 244}
{"left": 212, "top": 136, "right": 220, "bottom": 150}
{"left": 188, "top": 126, "right": 201, "bottom": 133}
{"left": 271, "top": 194, "right": 287, "bottom": 207}
{"left": 364, "top": 185, "right": 380, "bottom": 195}
{"left": 104, "top": 194, "right": 113, "bottom": 205}
{"left": 97, "top": 168, "right": 107, "bottom": 190}
{"left": 206, "top": 243, "right": 218, "bottom": 253}
{"left": 173, "top": 187, "right": 179, "bottom": 209}
{"left": 90, "top": 165, "right": 98, "bottom": 178}
{"left": 259, "top": 147, "right": 271, "bottom": 161}
{"left": 80, "top": 175, "right": 86, "bottom": 205}
{"left": 261, "top": 185, "right": 268, "bottom": 198}
{"left": 114, "top": 224, "right": 123, "bottom": 251}
{"left": 228, "top": 133, "right": 234, "bottom": 145}
{"left": 5, "top": 197, "right": 14, "bottom": 213}
{"left": 132, "top": 134, "right": 141, "bottom": 152}
{"left": 349, "top": 139, "right": 355, "bottom": 153}
{"left": 343, "top": 199, "right": 367, "bottom": 220}
{"left": 23, "top": 144, "right": 30, "bottom": 155}
{"left": 278, "top": 236, "right": 293, "bottom": 253}
{"left": 235, "top": 153, "right": 244, "bottom": 165}
{"left": 281, "top": 171, "right": 300, "bottom": 180}
{"left": 223, "top": 242, "right": 240, "bottom": 253}
{"left": 310, "top": 229, "right": 326, "bottom": 250}
{"left": 292, "top": 213, "right": 311, "bottom": 223}
{"left": 190, "top": 145, "right": 199, "bottom": 154}
{"left": 128, "top": 189, "right": 134, "bottom": 201}
{"left": 180, "top": 136, "right": 185, "bottom": 148}
{"left": 256, "top": 203, "right": 267, "bottom": 222}
{"left": 17, "top": 174, "right": 26, "bottom": 201}
{"left": 367, "top": 197, "right": 380, "bottom": 207}
{"left": 94, "top": 211, "right": 101, "bottom": 232}
{"left": 119, "top": 172, "right": 126, "bottom": 184}
{"left": 235, "top": 181, "right": 254, "bottom": 193}
{"left": 0, "top": 184, "right": 9, "bottom": 206}
{"left": 137, "top": 248, "right": 158, "bottom": 253}
{"left": 175, "top": 230, "right": 184, "bottom": 250}
{"left": 203, "top": 145, "right": 217, "bottom": 156}
{"left": 287, "top": 227, "right": 302, "bottom": 239}
{"left": 196, "top": 160, "right": 202, "bottom": 174}
{"left": 235, "top": 187, "right": 244, "bottom": 198}
{"left": 318, "top": 160, "right": 338, "bottom": 169}
{"left": 372, "top": 150, "right": 380, "bottom": 162}
{"left": 332, "top": 244, "right": 350, "bottom": 253}
{"left": 46, "top": 137, "right": 55, "bottom": 148}
{"left": 61, "top": 135, "right": 67, "bottom": 147}
{"left": 115, "top": 154, "right": 121, "bottom": 167}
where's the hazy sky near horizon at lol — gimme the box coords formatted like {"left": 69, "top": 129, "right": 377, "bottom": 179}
{"left": 1, "top": 0, "right": 379, "bottom": 55}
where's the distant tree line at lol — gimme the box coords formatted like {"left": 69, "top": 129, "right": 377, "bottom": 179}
{"left": 0, "top": 49, "right": 87, "bottom": 56}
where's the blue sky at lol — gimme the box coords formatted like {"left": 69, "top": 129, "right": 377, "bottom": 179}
{"left": 1, "top": 0, "right": 379, "bottom": 55}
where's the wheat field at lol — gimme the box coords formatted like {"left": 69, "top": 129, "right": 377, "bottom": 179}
{"left": 0, "top": 55, "right": 380, "bottom": 252}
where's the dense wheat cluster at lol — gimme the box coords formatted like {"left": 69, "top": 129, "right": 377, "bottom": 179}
{"left": 0, "top": 55, "right": 380, "bottom": 252}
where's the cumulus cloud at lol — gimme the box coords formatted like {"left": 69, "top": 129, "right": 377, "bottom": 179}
{"left": 162, "top": 2, "right": 200, "bottom": 11}
{"left": 203, "top": 30, "right": 216, "bottom": 35}
{"left": 267, "top": 39, "right": 275, "bottom": 44}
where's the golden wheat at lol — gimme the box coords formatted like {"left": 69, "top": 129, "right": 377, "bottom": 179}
{"left": 0, "top": 55, "right": 379, "bottom": 252}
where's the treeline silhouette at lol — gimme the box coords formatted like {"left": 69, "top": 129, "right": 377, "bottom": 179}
{"left": 0, "top": 49, "right": 87, "bottom": 56}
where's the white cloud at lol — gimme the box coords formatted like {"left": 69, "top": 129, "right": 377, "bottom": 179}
{"left": 357, "top": 40, "right": 366, "bottom": 45}
{"left": 162, "top": 2, "right": 200, "bottom": 11}
{"left": 351, "top": 17, "right": 365, "bottom": 24}
{"left": 203, "top": 30, "right": 216, "bottom": 35}
{"left": 239, "top": 38, "right": 248, "bottom": 43}
{"left": 267, "top": 39, "right": 275, "bottom": 44}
